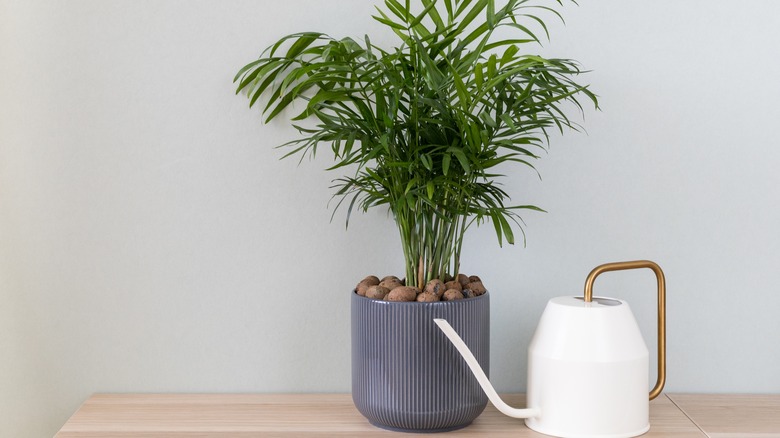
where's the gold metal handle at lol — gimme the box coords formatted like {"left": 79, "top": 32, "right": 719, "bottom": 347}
{"left": 584, "top": 260, "right": 666, "bottom": 401}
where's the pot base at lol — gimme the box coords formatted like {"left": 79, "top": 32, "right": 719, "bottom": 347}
{"left": 370, "top": 421, "right": 473, "bottom": 434}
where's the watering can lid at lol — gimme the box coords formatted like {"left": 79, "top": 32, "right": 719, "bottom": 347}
{"left": 552, "top": 296, "right": 624, "bottom": 308}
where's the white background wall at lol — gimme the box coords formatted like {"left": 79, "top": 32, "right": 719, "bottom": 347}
{"left": 2, "top": 1, "right": 780, "bottom": 436}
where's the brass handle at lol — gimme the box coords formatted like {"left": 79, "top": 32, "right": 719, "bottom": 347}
{"left": 584, "top": 260, "right": 666, "bottom": 401}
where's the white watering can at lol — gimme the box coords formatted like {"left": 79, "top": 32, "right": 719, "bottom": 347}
{"left": 435, "top": 260, "right": 666, "bottom": 438}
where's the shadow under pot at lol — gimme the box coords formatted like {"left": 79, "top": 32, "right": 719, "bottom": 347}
{"left": 351, "top": 291, "right": 490, "bottom": 432}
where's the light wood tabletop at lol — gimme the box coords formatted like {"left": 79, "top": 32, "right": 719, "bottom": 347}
{"left": 670, "top": 394, "right": 780, "bottom": 438}
{"left": 56, "top": 393, "right": 780, "bottom": 437}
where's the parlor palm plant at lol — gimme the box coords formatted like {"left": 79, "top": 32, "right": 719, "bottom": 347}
{"left": 234, "top": 0, "right": 597, "bottom": 291}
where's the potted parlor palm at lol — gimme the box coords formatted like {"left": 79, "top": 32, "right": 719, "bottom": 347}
{"left": 235, "top": 0, "right": 597, "bottom": 432}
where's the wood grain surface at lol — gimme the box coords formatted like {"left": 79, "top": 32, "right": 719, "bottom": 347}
{"left": 670, "top": 394, "right": 780, "bottom": 437}
{"left": 56, "top": 393, "right": 710, "bottom": 437}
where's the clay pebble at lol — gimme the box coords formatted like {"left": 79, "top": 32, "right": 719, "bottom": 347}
{"left": 386, "top": 286, "right": 420, "bottom": 302}
{"left": 365, "top": 285, "right": 390, "bottom": 300}
{"left": 443, "top": 289, "right": 464, "bottom": 301}
{"left": 416, "top": 292, "right": 439, "bottom": 302}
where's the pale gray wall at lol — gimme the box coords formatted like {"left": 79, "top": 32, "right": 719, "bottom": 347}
{"left": 2, "top": 1, "right": 780, "bottom": 437}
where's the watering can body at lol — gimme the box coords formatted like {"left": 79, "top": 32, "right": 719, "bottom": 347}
{"left": 435, "top": 260, "right": 666, "bottom": 438}
{"left": 525, "top": 296, "right": 650, "bottom": 437}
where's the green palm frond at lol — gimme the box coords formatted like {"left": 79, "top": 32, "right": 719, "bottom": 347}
{"left": 235, "top": 0, "right": 598, "bottom": 288}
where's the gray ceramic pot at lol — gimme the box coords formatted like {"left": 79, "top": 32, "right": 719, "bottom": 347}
{"left": 351, "top": 291, "right": 489, "bottom": 432}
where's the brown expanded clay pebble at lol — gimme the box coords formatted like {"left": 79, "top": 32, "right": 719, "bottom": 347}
{"left": 381, "top": 275, "right": 400, "bottom": 283}
{"left": 363, "top": 275, "right": 380, "bottom": 285}
{"left": 444, "top": 280, "right": 462, "bottom": 292}
{"left": 365, "top": 285, "right": 390, "bottom": 300}
{"left": 457, "top": 273, "right": 470, "bottom": 288}
{"left": 386, "top": 286, "right": 420, "bottom": 302}
{"left": 355, "top": 275, "right": 381, "bottom": 296}
{"left": 468, "top": 275, "right": 481, "bottom": 283}
{"left": 424, "top": 279, "right": 445, "bottom": 297}
{"left": 467, "top": 281, "right": 487, "bottom": 296}
{"left": 416, "top": 292, "right": 440, "bottom": 302}
{"left": 379, "top": 278, "right": 403, "bottom": 291}
{"left": 442, "top": 289, "right": 464, "bottom": 301}
{"left": 462, "top": 288, "right": 475, "bottom": 299}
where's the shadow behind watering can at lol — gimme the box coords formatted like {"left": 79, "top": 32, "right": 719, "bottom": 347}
{"left": 435, "top": 260, "right": 666, "bottom": 438}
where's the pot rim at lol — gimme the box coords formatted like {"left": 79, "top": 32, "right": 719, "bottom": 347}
{"left": 352, "top": 290, "right": 489, "bottom": 306}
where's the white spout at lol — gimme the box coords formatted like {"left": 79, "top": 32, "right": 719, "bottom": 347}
{"left": 434, "top": 318, "right": 540, "bottom": 419}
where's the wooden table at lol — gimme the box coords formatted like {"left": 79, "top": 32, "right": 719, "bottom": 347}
{"left": 56, "top": 393, "right": 780, "bottom": 437}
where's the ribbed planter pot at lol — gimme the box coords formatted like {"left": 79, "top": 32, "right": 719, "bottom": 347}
{"left": 351, "top": 292, "right": 490, "bottom": 432}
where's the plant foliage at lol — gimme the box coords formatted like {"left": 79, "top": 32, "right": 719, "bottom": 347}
{"left": 235, "top": 0, "right": 598, "bottom": 289}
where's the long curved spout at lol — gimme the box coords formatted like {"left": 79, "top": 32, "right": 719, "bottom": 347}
{"left": 434, "top": 319, "right": 540, "bottom": 419}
